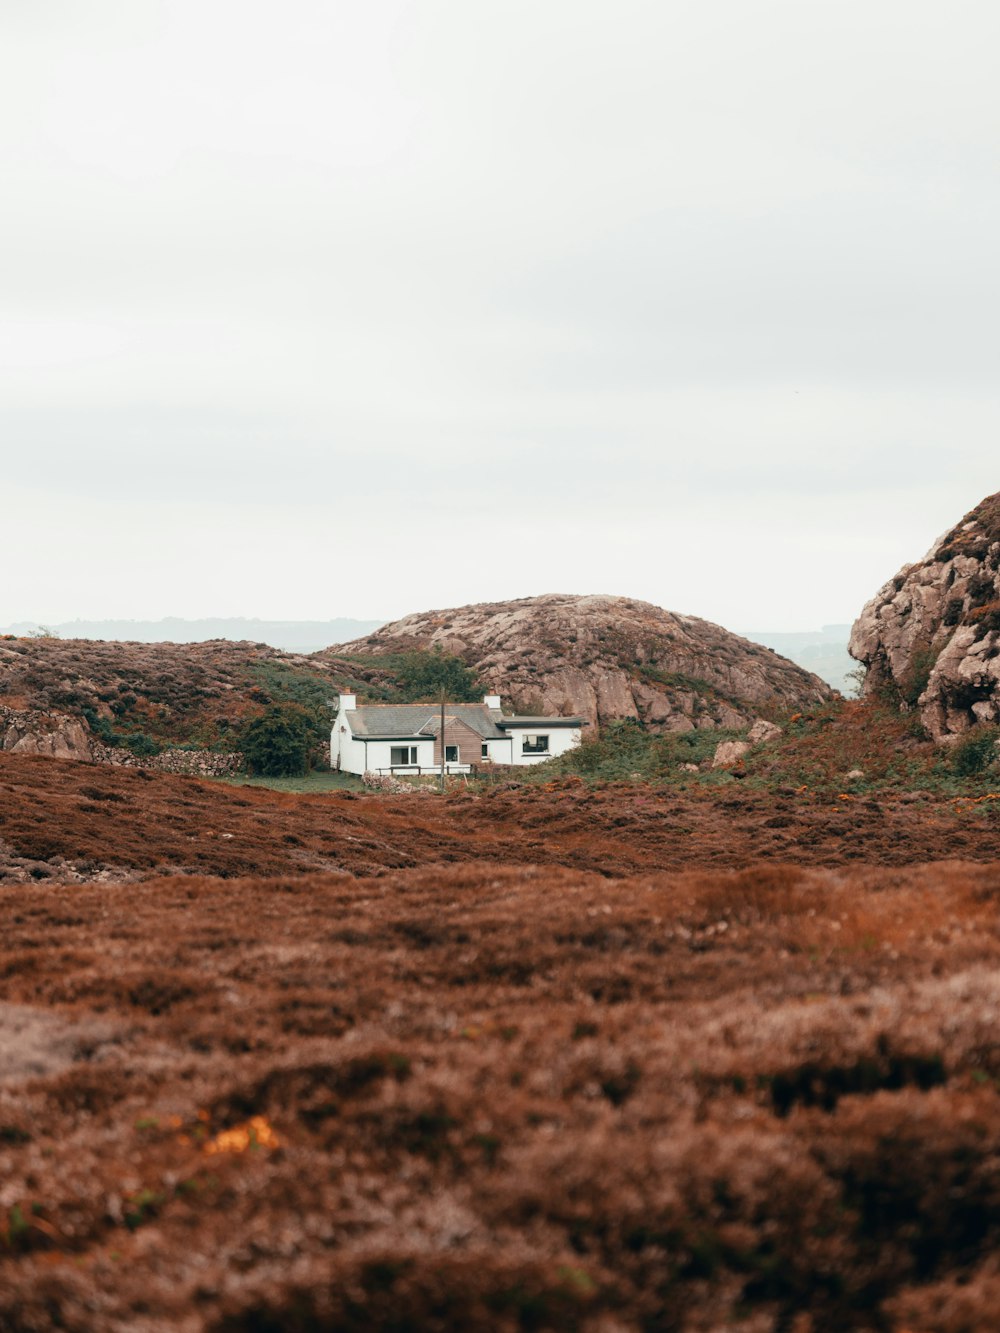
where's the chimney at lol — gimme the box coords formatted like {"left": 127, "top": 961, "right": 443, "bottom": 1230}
{"left": 339, "top": 693, "right": 357, "bottom": 712}
{"left": 483, "top": 694, "right": 501, "bottom": 710}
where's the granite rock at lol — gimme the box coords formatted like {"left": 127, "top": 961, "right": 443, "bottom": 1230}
{"left": 850, "top": 493, "right": 1000, "bottom": 740}
{"left": 333, "top": 594, "right": 833, "bottom": 733}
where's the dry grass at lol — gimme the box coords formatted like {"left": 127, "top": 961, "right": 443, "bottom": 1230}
{"left": 5, "top": 753, "right": 1000, "bottom": 889}
{"left": 2, "top": 857, "right": 1000, "bottom": 1329}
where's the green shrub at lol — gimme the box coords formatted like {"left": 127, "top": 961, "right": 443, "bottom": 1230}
{"left": 247, "top": 664, "right": 334, "bottom": 746}
{"left": 950, "top": 725, "right": 1000, "bottom": 777}
{"left": 844, "top": 666, "right": 867, "bottom": 700}
{"left": 523, "top": 719, "right": 738, "bottom": 784}
{"left": 240, "top": 704, "right": 315, "bottom": 777}
{"left": 82, "top": 708, "right": 120, "bottom": 747}
{"left": 125, "top": 733, "right": 161, "bottom": 758}
{"left": 899, "top": 645, "right": 939, "bottom": 707}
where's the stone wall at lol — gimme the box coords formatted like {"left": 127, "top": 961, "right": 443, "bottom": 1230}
{"left": 362, "top": 772, "right": 432, "bottom": 795}
{"left": 89, "top": 744, "right": 245, "bottom": 777}
{"left": 0, "top": 706, "right": 243, "bottom": 776}
{"left": 149, "top": 749, "right": 244, "bottom": 777}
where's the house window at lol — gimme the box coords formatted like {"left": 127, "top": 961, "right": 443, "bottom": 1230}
{"left": 522, "top": 734, "right": 550, "bottom": 754}
{"left": 445, "top": 745, "right": 459, "bottom": 763}
{"left": 390, "top": 745, "right": 418, "bottom": 766}
{"left": 481, "top": 743, "right": 489, "bottom": 759}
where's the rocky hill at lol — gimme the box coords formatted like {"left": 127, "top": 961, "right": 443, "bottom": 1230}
{"left": 331, "top": 593, "right": 834, "bottom": 730}
{"left": 0, "top": 636, "right": 344, "bottom": 764}
{"left": 850, "top": 491, "right": 1000, "bottom": 740}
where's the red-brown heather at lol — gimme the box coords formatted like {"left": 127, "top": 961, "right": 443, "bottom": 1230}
{"left": 3, "top": 744, "right": 1000, "bottom": 1330}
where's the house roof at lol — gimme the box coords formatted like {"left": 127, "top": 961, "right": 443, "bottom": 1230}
{"left": 419, "top": 714, "right": 495, "bottom": 739}
{"left": 345, "top": 703, "right": 508, "bottom": 740}
{"left": 497, "top": 716, "right": 586, "bottom": 729}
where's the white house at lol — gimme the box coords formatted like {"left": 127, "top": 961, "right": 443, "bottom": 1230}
{"left": 330, "top": 693, "right": 585, "bottom": 776}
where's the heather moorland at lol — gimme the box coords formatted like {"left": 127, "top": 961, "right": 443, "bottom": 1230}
{"left": 2, "top": 710, "right": 1000, "bottom": 1329}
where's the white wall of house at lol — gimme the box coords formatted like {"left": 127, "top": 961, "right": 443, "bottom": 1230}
{"left": 362, "top": 738, "right": 436, "bottom": 774}
{"left": 480, "top": 737, "right": 514, "bottom": 764}
{"left": 331, "top": 695, "right": 360, "bottom": 773}
{"left": 330, "top": 716, "right": 367, "bottom": 774}
{"left": 331, "top": 724, "right": 440, "bottom": 776}
{"left": 504, "top": 725, "right": 582, "bottom": 765}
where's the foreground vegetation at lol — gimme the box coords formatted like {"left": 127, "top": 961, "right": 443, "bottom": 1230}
{"left": 3, "top": 738, "right": 1000, "bottom": 1326}
{"left": 5, "top": 851, "right": 1000, "bottom": 1330}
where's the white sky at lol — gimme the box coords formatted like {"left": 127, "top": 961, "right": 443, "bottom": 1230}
{"left": 3, "top": 0, "right": 998, "bottom": 631}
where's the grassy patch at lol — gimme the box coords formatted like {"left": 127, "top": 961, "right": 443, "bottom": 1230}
{"left": 213, "top": 771, "right": 364, "bottom": 794}
{"left": 475, "top": 718, "right": 745, "bottom": 787}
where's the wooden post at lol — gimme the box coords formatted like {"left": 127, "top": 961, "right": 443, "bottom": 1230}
{"left": 439, "top": 691, "right": 446, "bottom": 792}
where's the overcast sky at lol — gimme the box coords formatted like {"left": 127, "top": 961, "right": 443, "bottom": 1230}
{"left": 3, "top": 0, "right": 998, "bottom": 633}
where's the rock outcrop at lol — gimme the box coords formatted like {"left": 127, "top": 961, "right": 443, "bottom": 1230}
{"left": 0, "top": 707, "right": 95, "bottom": 760}
{"left": 331, "top": 594, "right": 833, "bottom": 732}
{"left": 0, "top": 705, "right": 243, "bottom": 774}
{"left": 712, "top": 721, "right": 782, "bottom": 769}
{"left": 747, "top": 718, "right": 783, "bottom": 745}
{"left": 850, "top": 492, "right": 1000, "bottom": 740}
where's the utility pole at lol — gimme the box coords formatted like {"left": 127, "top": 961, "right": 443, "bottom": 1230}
{"left": 439, "top": 689, "right": 446, "bottom": 793}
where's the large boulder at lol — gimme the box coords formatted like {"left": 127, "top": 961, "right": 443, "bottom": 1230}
{"left": 329, "top": 593, "right": 833, "bottom": 732}
{"left": 0, "top": 707, "right": 95, "bottom": 760}
{"left": 849, "top": 493, "right": 1000, "bottom": 741}
{"left": 712, "top": 740, "right": 751, "bottom": 769}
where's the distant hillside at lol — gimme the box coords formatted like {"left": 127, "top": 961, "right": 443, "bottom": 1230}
{"left": 0, "top": 634, "right": 487, "bottom": 765}
{"left": 330, "top": 593, "right": 834, "bottom": 731}
{"left": 741, "top": 625, "right": 854, "bottom": 694}
{"left": 0, "top": 617, "right": 386, "bottom": 654}
{"left": 0, "top": 637, "right": 349, "bottom": 761}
